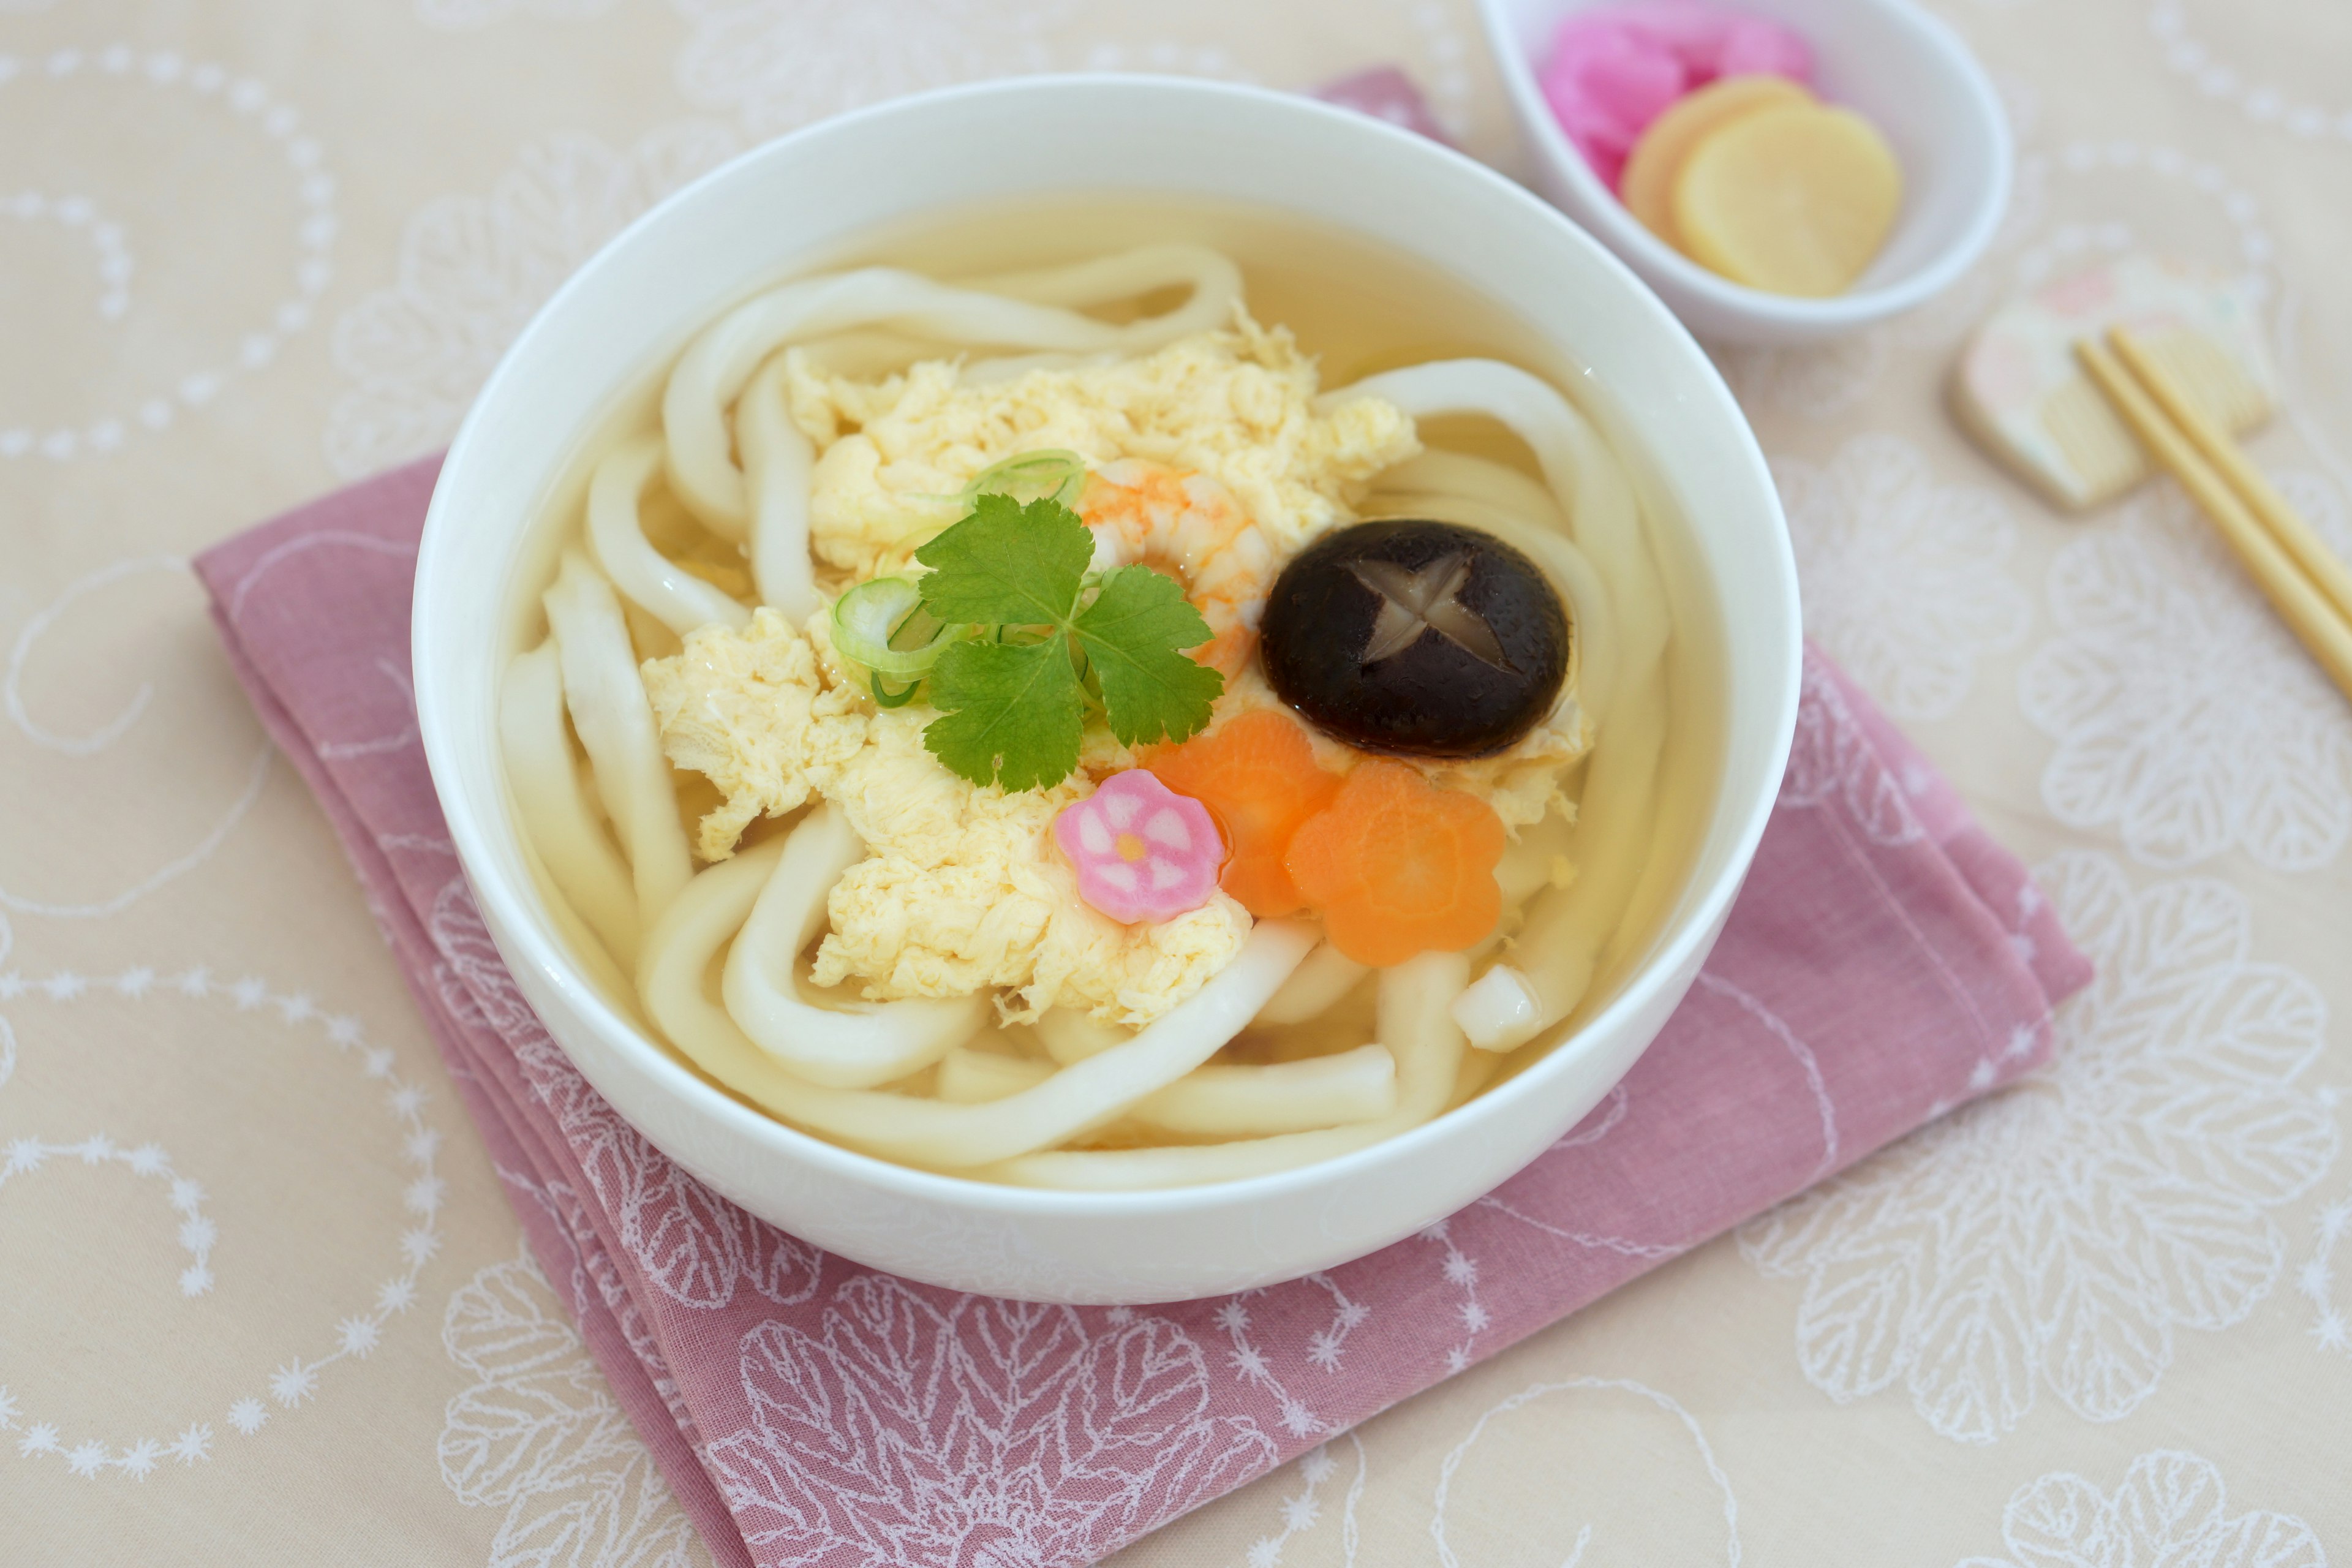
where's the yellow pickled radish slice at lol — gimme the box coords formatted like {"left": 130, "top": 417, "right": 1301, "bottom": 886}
{"left": 1672, "top": 103, "right": 1904, "bottom": 297}
{"left": 1621, "top": 74, "right": 1814, "bottom": 245}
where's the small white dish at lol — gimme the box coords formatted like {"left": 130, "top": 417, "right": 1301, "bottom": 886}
{"left": 415, "top": 75, "right": 1802, "bottom": 1305}
{"left": 1477, "top": 0, "right": 2012, "bottom": 345}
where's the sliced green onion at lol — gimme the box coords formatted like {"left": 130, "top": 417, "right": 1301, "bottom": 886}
{"left": 870, "top": 673, "right": 921, "bottom": 708}
{"left": 966, "top": 449, "right": 1088, "bottom": 509}
{"left": 831, "top": 576, "right": 962, "bottom": 681}
{"left": 901, "top": 450, "right": 1091, "bottom": 526}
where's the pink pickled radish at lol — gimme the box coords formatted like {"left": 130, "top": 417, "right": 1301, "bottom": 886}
{"left": 1559, "top": 18, "right": 1687, "bottom": 128}
{"left": 1540, "top": 1, "right": 1815, "bottom": 192}
{"left": 1055, "top": 771, "right": 1226, "bottom": 925}
{"left": 1540, "top": 16, "right": 1687, "bottom": 187}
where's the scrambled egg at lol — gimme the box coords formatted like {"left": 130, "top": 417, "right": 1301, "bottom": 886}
{"left": 785, "top": 317, "right": 1418, "bottom": 579}
{"left": 641, "top": 608, "right": 864, "bottom": 861}
{"left": 805, "top": 709, "right": 1250, "bottom": 1027}
{"left": 636, "top": 323, "right": 1427, "bottom": 1025}
{"left": 641, "top": 323, "right": 1599, "bottom": 1025}
{"left": 643, "top": 612, "right": 1249, "bottom": 1026}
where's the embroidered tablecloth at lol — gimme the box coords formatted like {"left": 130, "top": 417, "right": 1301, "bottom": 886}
{"left": 2, "top": 2, "right": 2346, "bottom": 1562}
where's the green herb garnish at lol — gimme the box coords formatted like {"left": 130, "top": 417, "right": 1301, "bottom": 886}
{"left": 912, "top": 493, "right": 1223, "bottom": 790}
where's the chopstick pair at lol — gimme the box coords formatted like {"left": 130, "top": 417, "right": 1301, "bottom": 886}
{"left": 2075, "top": 327, "right": 2352, "bottom": 706}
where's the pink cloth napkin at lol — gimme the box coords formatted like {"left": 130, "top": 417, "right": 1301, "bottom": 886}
{"left": 195, "top": 456, "right": 2089, "bottom": 1568}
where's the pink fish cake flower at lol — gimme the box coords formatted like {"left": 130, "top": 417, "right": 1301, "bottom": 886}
{"left": 1055, "top": 770, "right": 1224, "bottom": 925}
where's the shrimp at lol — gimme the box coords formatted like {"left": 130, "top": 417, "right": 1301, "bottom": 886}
{"left": 1079, "top": 459, "right": 1276, "bottom": 677}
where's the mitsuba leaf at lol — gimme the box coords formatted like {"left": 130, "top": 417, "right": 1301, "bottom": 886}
{"left": 910, "top": 491, "right": 1223, "bottom": 787}
{"left": 913, "top": 494, "right": 1093, "bottom": 629}
{"left": 1073, "top": 566, "right": 1223, "bottom": 747}
{"left": 922, "top": 637, "right": 1085, "bottom": 791}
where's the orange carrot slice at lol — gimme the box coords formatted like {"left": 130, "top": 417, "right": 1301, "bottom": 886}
{"left": 1146, "top": 710, "right": 1341, "bottom": 917}
{"left": 1284, "top": 760, "right": 1506, "bottom": 967}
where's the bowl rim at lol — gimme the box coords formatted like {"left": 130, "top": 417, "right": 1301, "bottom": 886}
{"left": 415, "top": 71, "right": 1803, "bottom": 1219}
{"left": 1474, "top": 0, "right": 2015, "bottom": 329}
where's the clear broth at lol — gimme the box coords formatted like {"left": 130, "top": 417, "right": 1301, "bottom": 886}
{"left": 507, "top": 194, "right": 1728, "bottom": 1072}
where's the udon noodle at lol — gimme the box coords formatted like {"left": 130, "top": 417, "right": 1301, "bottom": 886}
{"left": 502, "top": 233, "right": 1676, "bottom": 1189}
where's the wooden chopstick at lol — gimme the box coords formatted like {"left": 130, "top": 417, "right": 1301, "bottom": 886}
{"left": 2109, "top": 325, "right": 2352, "bottom": 628}
{"left": 2074, "top": 335, "right": 2352, "bottom": 705}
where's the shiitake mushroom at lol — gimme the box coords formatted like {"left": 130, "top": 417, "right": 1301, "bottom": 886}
{"left": 1259, "top": 519, "right": 1570, "bottom": 758}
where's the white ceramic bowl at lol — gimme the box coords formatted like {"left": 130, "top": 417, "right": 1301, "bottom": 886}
{"left": 414, "top": 75, "right": 1801, "bottom": 1305}
{"left": 1477, "top": 0, "right": 2011, "bottom": 345}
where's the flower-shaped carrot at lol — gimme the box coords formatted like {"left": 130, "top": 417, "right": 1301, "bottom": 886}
{"left": 1285, "top": 760, "right": 1507, "bottom": 966}
{"left": 1054, "top": 769, "right": 1225, "bottom": 925}
{"left": 1146, "top": 710, "right": 1341, "bottom": 917}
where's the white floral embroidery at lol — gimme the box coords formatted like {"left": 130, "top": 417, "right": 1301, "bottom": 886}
{"left": 428, "top": 876, "right": 826, "bottom": 1313}
{"left": 1953, "top": 1447, "right": 2328, "bottom": 1568}
{"left": 1207, "top": 1276, "right": 1366, "bottom": 1438}
{"left": 1419, "top": 1221, "right": 1489, "bottom": 1378}
{"left": 709, "top": 1274, "right": 1273, "bottom": 1565}
{"left": 1431, "top": 1378, "right": 1741, "bottom": 1567}
{"left": 2008, "top": 140, "right": 2275, "bottom": 299}
{"left": 4, "top": 557, "right": 272, "bottom": 921}
{"left": 2021, "top": 473, "right": 2352, "bottom": 872}
{"left": 669, "top": 0, "right": 1072, "bottom": 135}
{"left": 1777, "top": 435, "right": 2030, "bottom": 723}
{"left": 439, "top": 1251, "right": 706, "bottom": 1568}
{"left": 0, "top": 1136, "right": 215, "bottom": 1296}
{"left": 1741, "top": 851, "right": 2339, "bottom": 1443}
{"left": 1777, "top": 654, "right": 1926, "bottom": 845}
{"left": 2297, "top": 1188, "right": 2352, "bottom": 1357}
{"left": 1237, "top": 1435, "right": 1365, "bottom": 1568}
{"left": 1553, "top": 1082, "right": 1629, "bottom": 1149}
{"left": 2, "top": 187, "right": 134, "bottom": 320}
{"left": 0, "top": 967, "right": 444, "bottom": 1474}
{"left": 324, "top": 123, "right": 739, "bottom": 477}
{"left": 1401, "top": 2, "right": 1475, "bottom": 142}
{"left": 1692, "top": 973, "right": 1840, "bottom": 1182}
{"left": 1468, "top": 974, "right": 1858, "bottom": 1283}
{"left": 0, "top": 44, "right": 334, "bottom": 462}
{"left": 2147, "top": 1, "right": 2351, "bottom": 144}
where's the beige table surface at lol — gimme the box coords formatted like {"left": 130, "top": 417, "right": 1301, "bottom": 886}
{"left": 4, "top": 2, "right": 2349, "bottom": 1562}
